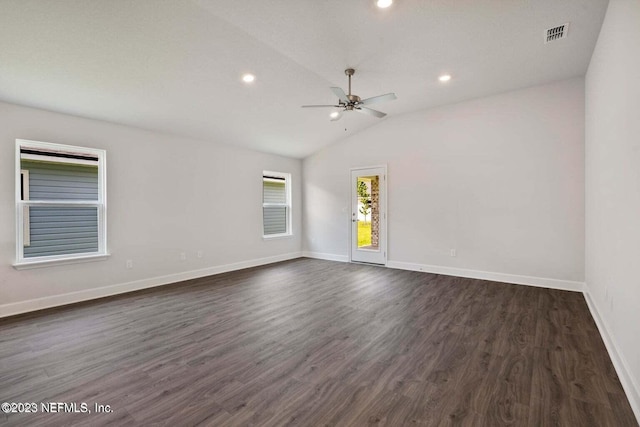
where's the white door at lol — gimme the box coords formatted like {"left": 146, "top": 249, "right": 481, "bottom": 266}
{"left": 351, "top": 167, "right": 386, "bottom": 265}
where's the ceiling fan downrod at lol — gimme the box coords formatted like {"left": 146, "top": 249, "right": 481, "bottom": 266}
{"left": 345, "top": 68, "right": 354, "bottom": 96}
{"left": 344, "top": 68, "right": 360, "bottom": 109}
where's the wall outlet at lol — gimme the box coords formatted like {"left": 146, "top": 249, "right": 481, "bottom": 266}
{"left": 450, "top": 249, "right": 457, "bottom": 257}
{"left": 126, "top": 260, "right": 133, "bottom": 269}
{"left": 197, "top": 250, "right": 203, "bottom": 259}
{"left": 180, "top": 252, "right": 187, "bottom": 261}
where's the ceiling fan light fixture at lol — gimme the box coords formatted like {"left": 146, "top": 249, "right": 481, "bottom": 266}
{"left": 242, "top": 73, "right": 255, "bottom": 83}
{"left": 376, "top": 0, "right": 393, "bottom": 9}
{"left": 438, "top": 74, "right": 452, "bottom": 82}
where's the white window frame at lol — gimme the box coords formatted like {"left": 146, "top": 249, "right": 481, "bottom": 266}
{"left": 262, "top": 171, "right": 292, "bottom": 239}
{"left": 14, "top": 139, "right": 109, "bottom": 269}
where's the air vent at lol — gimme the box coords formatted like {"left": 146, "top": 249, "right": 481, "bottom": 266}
{"left": 545, "top": 23, "right": 569, "bottom": 43}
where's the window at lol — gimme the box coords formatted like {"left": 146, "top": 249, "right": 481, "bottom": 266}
{"left": 262, "top": 171, "right": 291, "bottom": 237}
{"left": 15, "top": 139, "right": 108, "bottom": 267}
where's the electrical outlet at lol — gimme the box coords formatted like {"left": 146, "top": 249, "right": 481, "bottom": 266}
{"left": 450, "top": 249, "right": 457, "bottom": 257}
{"left": 180, "top": 252, "right": 187, "bottom": 261}
{"left": 126, "top": 260, "right": 133, "bottom": 269}
{"left": 197, "top": 250, "right": 203, "bottom": 259}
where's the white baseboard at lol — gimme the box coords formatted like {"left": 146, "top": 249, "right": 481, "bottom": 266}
{"left": 386, "top": 260, "right": 585, "bottom": 292}
{"left": 302, "top": 251, "right": 349, "bottom": 263}
{"left": 583, "top": 290, "right": 640, "bottom": 424}
{"left": 0, "top": 252, "right": 303, "bottom": 319}
{"left": 300, "top": 255, "right": 583, "bottom": 291}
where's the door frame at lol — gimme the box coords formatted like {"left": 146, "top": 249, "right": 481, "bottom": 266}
{"left": 349, "top": 165, "right": 387, "bottom": 265}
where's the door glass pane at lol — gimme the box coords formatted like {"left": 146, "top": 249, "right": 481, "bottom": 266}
{"left": 356, "top": 176, "right": 379, "bottom": 249}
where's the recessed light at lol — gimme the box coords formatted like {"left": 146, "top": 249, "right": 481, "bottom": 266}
{"left": 242, "top": 73, "right": 255, "bottom": 83}
{"left": 439, "top": 74, "right": 451, "bottom": 82}
{"left": 376, "top": 0, "right": 392, "bottom": 9}
{"left": 330, "top": 112, "right": 340, "bottom": 119}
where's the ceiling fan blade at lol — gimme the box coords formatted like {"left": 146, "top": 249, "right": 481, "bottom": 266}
{"left": 330, "top": 87, "right": 349, "bottom": 104}
{"left": 355, "top": 107, "right": 386, "bottom": 118}
{"left": 330, "top": 111, "right": 343, "bottom": 122}
{"left": 301, "top": 105, "right": 339, "bottom": 108}
{"left": 359, "top": 93, "right": 397, "bottom": 106}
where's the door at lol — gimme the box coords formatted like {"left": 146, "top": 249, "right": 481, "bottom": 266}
{"left": 351, "top": 167, "right": 386, "bottom": 265}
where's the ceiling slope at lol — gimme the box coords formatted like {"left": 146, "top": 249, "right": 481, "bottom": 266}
{"left": 0, "top": 0, "right": 608, "bottom": 158}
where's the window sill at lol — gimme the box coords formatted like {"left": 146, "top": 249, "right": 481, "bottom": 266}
{"left": 262, "top": 233, "right": 294, "bottom": 240}
{"left": 13, "top": 253, "right": 110, "bottom": 270}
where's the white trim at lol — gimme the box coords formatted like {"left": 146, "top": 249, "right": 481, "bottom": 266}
{"left": 1, "top": 252, "right": 302, "bottom": 319}
{"left": 583, "top": 290, "right": 640, "bottom": 423}
{"left": 300, "top": 256, "right": 584, "bottom": 291}
{"left": 15, "top": 141, "right": 21, "bottom": 262}
{"left": 302, "top": 251, "right": 350, "bottom": 263}
{"left": 263, "top": 233, "right": 295, "bottom": 240}
{"left": 386, "top": 260, "right": 585, "bottom": 291}
{"left": 13, "top": 253, "right": 111, "bottom": 270}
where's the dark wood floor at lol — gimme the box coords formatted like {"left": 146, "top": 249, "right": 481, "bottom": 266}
{"left": 0, "top": 258, "right": 636, "bottom": 426}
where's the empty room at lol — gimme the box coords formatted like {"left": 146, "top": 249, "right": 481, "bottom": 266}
{"left": 1, "top": 0, "right": 639, "bottom": 425}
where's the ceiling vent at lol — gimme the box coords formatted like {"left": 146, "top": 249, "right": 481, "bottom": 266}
{"left": 545, "top": 23, "right": 569, "bottom": 43}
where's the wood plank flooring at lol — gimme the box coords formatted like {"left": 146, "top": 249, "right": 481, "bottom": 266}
{"left": 0, "top": 258, "right": 636, "bottom": 426}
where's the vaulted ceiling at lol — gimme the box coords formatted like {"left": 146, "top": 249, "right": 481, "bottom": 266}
{"left": 0, "top": 0, "right": 608, "bottom": 158}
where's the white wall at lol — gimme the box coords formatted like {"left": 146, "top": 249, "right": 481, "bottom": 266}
{"left": 303, "top": 78, "right": 585, "bottom": 286}
{"left": 585, "top": 0, "right": 640, "bottom": 418}
{"left": 0, "top": 101, "right": 302, "bottom": 316}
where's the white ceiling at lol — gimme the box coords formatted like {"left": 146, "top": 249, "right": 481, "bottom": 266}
{"left": 0, "top": 0, "right": 608, "bottom": 158}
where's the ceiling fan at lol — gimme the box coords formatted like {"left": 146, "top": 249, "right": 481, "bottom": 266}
{"left": 302, "top": 68, "right": 397, "bottom": 121}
